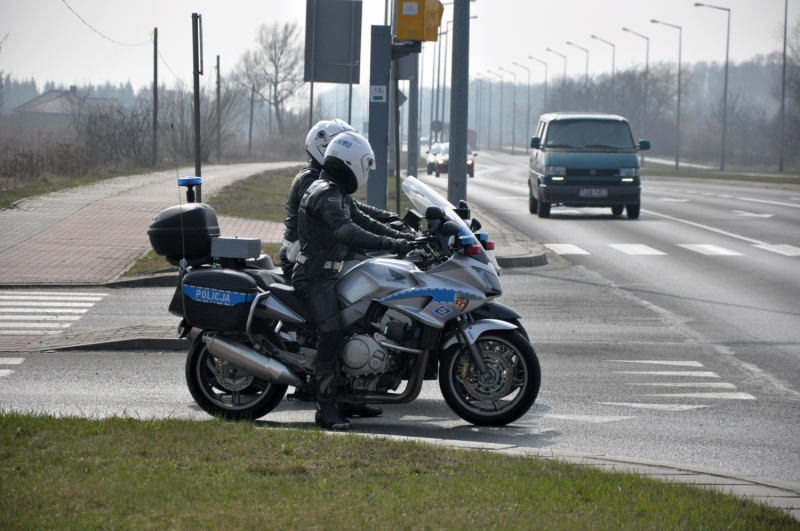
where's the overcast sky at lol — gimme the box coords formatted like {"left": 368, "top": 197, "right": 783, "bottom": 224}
{"left": 0, "top": 0, "right": 795, "bottom": 94}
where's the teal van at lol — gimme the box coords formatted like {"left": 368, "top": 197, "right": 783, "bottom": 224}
{"left": 528, "top": 112, "right": 650, "bottom": 219}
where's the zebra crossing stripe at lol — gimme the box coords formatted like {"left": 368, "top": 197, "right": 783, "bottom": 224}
{"left": 630, "top": 382, "right": 736, "bottom": 388}
{"left": 607, "top": 244, "right": 666, "bottom": 255}
{"left": 0, "top": 358, "right": 24, "bottom": 364}
{"left": 0, "top": 302, "right": 95, "bottom": 307}
{"left": 644, "top": 392, "right": 756, "bottom": 400}
{"left": 607, "top": 360, "right": 704, "bottom": 367}
{"left": 0, "top": 309, "right": 88, "bottom": 313}
{"left": 0, "top": 370, "right": 14, "bottom": 377}
{"left": 617, "top": 371, "right": 720, "bottom": 377}
{"left": 0, "top": 296, "right": 104, "bottom": 301}
{"left": 753, "top": 244, "right": 800, "bottom": 257}
{"left": 0, "top": 323, "right": 72, "bottom": 328}
{"left": 677, "top": 244, "right": 743, "bottom": 256}
{"left": 544, "top": 244, "right": 590, "bottom": 255}
{"left": 597, "top": 402, "right": 710, "bottom": 411}
{"left": 0, "top": 316, "right": 81, "bottom": 321}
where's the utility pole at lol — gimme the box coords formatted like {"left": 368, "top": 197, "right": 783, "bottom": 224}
{"left": 623, "top": 28, "right": 649, "bottom": 148}
{"left": 512, "top": 62, "right": 531, "bottom": 152}
{"left": 499, "top": 67, "right": 517, "bottom": 154}
{"left": 448, "top": 0, "right": 470, "bottom": 204}
{"left": 591, "top": 35, "right": 615, "bottom": 109}
{"left": 216, "top": 55, "right": 221, "bottom": 162}
{"left": 528, "top": 56, "right": 548, "bottom": 114}
{"left": 780, "top": 0, "right": 788, "bottom": 172}
{"left": 441, "top": 22, "right": 452, "bottom": 141}
{"left": 192, "top": 13, "right": 203, "bottom": 202}
{"left": 152, "top": 27, "right": 158, "bottom": 167}
{"left": 488, "top": 70, "right": 503, "bottom": 151}
{"left": 652, "top": 20, "right": 682, "bottom": 171}
{"left": 248, "top": 85, "right": 254, "bottom": 157}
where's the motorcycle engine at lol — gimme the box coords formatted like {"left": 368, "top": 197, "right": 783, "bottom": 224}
{"left": 341, "top": 334, "right": 390, "bottom": 376}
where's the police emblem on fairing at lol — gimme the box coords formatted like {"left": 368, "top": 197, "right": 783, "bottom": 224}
{"left": 432, "top": 305, "right": 452, "bottom": 318}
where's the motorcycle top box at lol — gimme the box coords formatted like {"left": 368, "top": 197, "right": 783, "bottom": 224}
{"left": 147, "top": 203, "right": 220, "bottom": 263}
{"left": 181, "top": 269, "right": 257, "bottom": 332}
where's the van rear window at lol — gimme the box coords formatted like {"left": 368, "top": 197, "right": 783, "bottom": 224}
{"left": 545, "top": 120, "right": 635, "bottom": 149}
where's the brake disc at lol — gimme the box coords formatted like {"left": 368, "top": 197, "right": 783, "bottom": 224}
{"left": 461, "top": 351, "right": 515, "bottom": 401}
{"left": 213, "top": 358, "right": 255, "bottom": 392}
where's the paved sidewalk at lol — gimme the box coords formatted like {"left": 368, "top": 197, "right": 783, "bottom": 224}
{"left": 330, "top": 432, "right": 800, "bottom": 520}
{"left": 0, "top": 162, "right": 298, "bottom": 284}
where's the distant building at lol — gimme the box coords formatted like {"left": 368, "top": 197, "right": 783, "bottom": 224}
{"left": 8, "top": 86, "right": 118, "bottom": 129}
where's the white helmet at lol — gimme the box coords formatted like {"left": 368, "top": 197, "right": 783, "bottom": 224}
{"left": 323, "top": 131, "right": 375, "bottom": 193}
{"left": 305, "top": 119, "right": 356, "bottom": 165}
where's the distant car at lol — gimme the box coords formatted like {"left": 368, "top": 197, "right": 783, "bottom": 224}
{"left": 431, "top": 142, "right": 476, "bottom": 178}
{"left": 425, "top": 143, "right": 441, "bottom": 175}
{"left": 528, "top": 112, "right": 650, "bottom": 219}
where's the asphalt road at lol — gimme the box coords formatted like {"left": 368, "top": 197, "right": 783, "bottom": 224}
{"left": 1, "top": 154, "right": 799, "bottom": 485}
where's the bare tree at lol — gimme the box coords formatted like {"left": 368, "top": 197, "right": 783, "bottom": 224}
{"left": 0, "top": 33, "right": 9, "bottom": 115}
{"left": 239, "top": 22, "right": 305, "bottom": 136}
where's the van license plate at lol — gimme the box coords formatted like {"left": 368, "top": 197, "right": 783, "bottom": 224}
{"left": 579, "top": 188, "right": 608, "bottom": 197}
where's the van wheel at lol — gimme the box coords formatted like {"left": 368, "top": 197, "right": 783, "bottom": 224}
{"left": 435, "top": 172, "right": 440, "bottom": 177}
{"left": 627, "top": 202, "right": 640, "bottom": 219}
{"left": 528, "top": 190, "right": 538, "bottom": 214}
{"left": 537, "top": 199, "right": 551, "bottom": 218}
{"left": 611, "top": 205, "right": 624, "bottom": 216}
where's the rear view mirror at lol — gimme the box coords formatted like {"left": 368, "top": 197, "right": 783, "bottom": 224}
{"left": 530, "top": 136, "right": 541, "bottom": 149}
{"left": 425, "top": 206, "right": 444, "bottom": 220}
{"left": 638, "top": 140, "right": 651, "bottom": 151}
{"left": 441, "top": 221, "right": 461, "bottom": 237}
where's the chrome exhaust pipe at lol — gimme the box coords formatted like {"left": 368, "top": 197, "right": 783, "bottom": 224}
{"left": 202, "top": 332, "right": 302, "bottom": 387}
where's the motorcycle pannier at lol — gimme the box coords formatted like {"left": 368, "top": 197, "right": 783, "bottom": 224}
{"left": 147, "top": 203, "right": 220, "bottom": 262}
{"left": 181, "top": 269, "right": 257, "bottom": 332}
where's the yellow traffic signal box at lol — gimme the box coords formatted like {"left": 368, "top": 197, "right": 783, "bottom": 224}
{"left": 396, "top": 0, "right": 444, "bottom": 42}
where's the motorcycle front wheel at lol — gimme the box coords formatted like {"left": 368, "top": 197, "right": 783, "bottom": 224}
{"left": 439, "top": 330, "right": 540, "bottom": 426}
{"left": 185, "top": 336, "right": 288, "bottom": 420}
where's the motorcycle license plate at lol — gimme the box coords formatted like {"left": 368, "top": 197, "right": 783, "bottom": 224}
{"left": 578, "top": 188, "right": 608, "bottom": 197}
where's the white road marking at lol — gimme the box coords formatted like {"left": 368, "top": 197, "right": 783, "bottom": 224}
{"left": 677, "top": 244, "right": 743, "bottom": 256}
{"left": 607, "top": 360, "right": 704, "bottom": 367}
{"left": 0, "top": 291, "right": 108, "bottom": 297}
{"left": 608, "top": 244, "right": 666, "bottom": 255}
{"left": 0, "top": 358, "right": 24, "bottom": 364}
{"left": 617, "top": 371, "right": 720, "bottom": 377}
{"left": 641, "top": 210, "right": 767, "bottom": 245}
{"left": 739, "top": 197, "right": 800, "bottom": 209}
{"left": 598, "top": 402, "right": 711, "bottom": 411}
{"left": 552, "top": 209, "right": 584, "bottom": 214}
{"left": 493, "top": 196, "right": 526, "bottom": 200}
{"left": 791, "top": 197, "right": 800, "bottom": 201}
{"left": 702, "top": 193, "right": 715, "bottom": 196}
{"left": 544, "top": 244, "right": 590, "bottom": 255}
{"left": 542, "top": 414, "right": 635, "bottom": 423}
{"left": 0, "top": 302, "right": 94, "bottom": 307}
{"left": 644, "top": 392, "right": 756, "bottom": 400}
{"left": 0, "top": 296, "right": 104, "bottom": 301}
{"left": 732, "top": 210, "right": 773, "bottom": 218}
{"left": 659, "top": 198, "right": 690, "bottom": 202}
{"left": 0, "top": 370, "right": 14, "bottom": 377}
{"left": 0, "top": 309, "right": 88, "bottom": 313}
{"left": 0, "top": 323, "right": 72, "bottom": 328}
{"left": 753, "top": 244, "right": 800, "bottom": 257}
{"left": 630, "top": 382, "right": 736, "bottom": 388}
{"left": 719, "top": 194, "right": 733, "bottom": 198}
{"left": 0, "top": 331, "right": 64, "bottom": 335}
{"left": 0, "top": 315, "right": 81, "bottom": 321}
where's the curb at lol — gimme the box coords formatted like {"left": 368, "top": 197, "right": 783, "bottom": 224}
{"left": 495, "top": 253, "right": 548, "bottom": 269}
{"left": 0, "top": 337, "right": 188, "bottom": 353}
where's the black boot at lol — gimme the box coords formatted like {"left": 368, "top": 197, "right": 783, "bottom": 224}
{"left": 338, "top": 403, "right": 384, "bottom": 418}
{"left": 314, "top": 366, "right": 350, "bottom": 430}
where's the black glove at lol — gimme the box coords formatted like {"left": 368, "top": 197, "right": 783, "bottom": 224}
{"left": 401, "top": 231, "right": 417, "bottom": 241}
{"left": 389, "top": 239, "right": 411, "bottom": 255}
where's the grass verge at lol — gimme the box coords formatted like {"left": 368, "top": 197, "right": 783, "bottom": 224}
{"left": 0, "top": 166, "right": 190, "bottom": 210}
{"left": 642, "top": 167, "right": 800, "bottom": 186}
{"left": 124, "top": 243, "right": 282, "bottom": 277}
{"left": 1, "top": 413, "right": 796, "bottom": 530}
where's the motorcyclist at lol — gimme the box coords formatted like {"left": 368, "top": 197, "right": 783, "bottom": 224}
{"left": 292, "top": 131, "right": 412, "bottom": 430}
{"left": 280, "top": 119, "right": 406, "bottom": 279}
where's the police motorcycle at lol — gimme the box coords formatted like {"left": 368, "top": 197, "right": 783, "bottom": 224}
{"left": 148, "top": 176, "right": 540, "bottom": 426}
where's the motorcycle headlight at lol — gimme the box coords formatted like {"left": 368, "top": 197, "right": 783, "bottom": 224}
{"left": 544, "top": 166, "right": 566, "bottom": 176}
{"left": 619, "top": 167, "right": 640, "bottom": 177}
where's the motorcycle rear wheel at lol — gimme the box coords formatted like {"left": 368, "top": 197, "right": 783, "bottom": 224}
{"left": 185, "top": 336, "right": 288, "bottom": 420}
{"left": 439, "top": 330, "right": 540, "bottom": 426}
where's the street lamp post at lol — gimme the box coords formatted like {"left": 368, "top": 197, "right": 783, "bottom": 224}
{"left": 478, "top": 73, "right": 492, "bottom": 150}
{"left": 622, "top": 28, "right": 650, "bottom": 145}
{"left": 546, "top": 48, "right": 567, "bottom": 106}
{"left": 499, "top": 67, "right": 517, "bottom": 154}
{"left": 513, "top": 62, "right": 531, "bottom": 152}
{"left": 566, "top": 41, "right": 589, "bottom": 109}
{"left": 529, "top": 56, "right": 548, "bottom": 114}
{"left": 780, "top": 0, "right": 788, "bottom": 172}
{"left": 652, "top": 19, "right": 682, "bottom": 171}
{"left": 695, "top": 2, "right": 731, "bottom": 171}
{"left": 591, "top": 35, "right": 615, "bottom": 109}
{"left": 441, "top": 20, "right": 454, "bottom": 140}
{"left": 488, "top": 70, "right": 504, "bottom": 151}
{"left": 434, "top": 29, "right": 445, "bottom": 143}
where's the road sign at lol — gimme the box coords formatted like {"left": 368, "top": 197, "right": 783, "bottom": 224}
{"left": 370, "top": 85, "right": 387, "bottom": 102}
{"left": 304, "top": 0, "right": 362, "bottom": 84}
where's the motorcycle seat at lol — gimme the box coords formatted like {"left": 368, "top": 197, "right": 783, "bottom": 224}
{"left": 242, "top": 269, "right": 288, "bottom": 290}
{"left": 267, "top": 283, "right": 313, "bottom": 322}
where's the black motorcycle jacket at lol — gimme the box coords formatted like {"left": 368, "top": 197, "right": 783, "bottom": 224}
{"left": 283, "top": 161, "right": 401, "bottom": 243}
{"left": 297, "top": 172, "right": 406, "bottom": 262}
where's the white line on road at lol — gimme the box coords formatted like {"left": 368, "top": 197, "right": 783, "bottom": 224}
{"left": 597, "top": 402, "right": 711, "bottom": 411}
{"left": 617, "top": 371, "right": 720, "bottom": 377}
{"left": 0, "top": 323, "right": 72, "bottom": 328}
{"left": 544, "top": 243, "right": 590, "bottom": 255}
{"left": 753, "top": 244, "right": 800, "bottom": 257}
{"left": 493, "top": 196, "right": 526, "bottom": 200}
{"left": 607, "top": 360, "right": 704, "bottom": 367}
{"left": 641, "top": 209, "right": 767, "bottom": 245}
{"left": 659, "top": 198, "right": 690, "bottom": 202}
{"left": 677, "top": 244, "right": 743, "bottom": 256}
{"left": 0, "top": 292, "right": 108, "bottom": 297}
{"left": 0, "top": 302, "right": 95, "bottom": 307}
{"left": 0, "top": 309, "right": 88, "bottom": 313}
{"left": 732, "top": 210, "right": 773, "bottom": 218}
{"left": 0, "top": 358, "right": 24, "bottom": 364}
{"left": 644, "top": 392, "right": 756, "bottom": 400}
{"left": 0, "top": 315, "right": 81, "bottom": 321}
{"left": 630, "top": 382, "right": 737, "bottom": 388}
{"left": 739, "top": 197, "right": 800, "bottom": 209}
{"left": 0, "top": 296, "right": 104, "bottom": 301}
{"left": 0, "top": 331, "right": 64, "bottom": 335}
{"left": 719, "top": 195, "right": 733, "bottom": 198}
{"left": 0, "top": 370, "right": 14, "bottom": 377}
{"left": 541, "top": 414, "right": 635, "bottom": 423}
{"left": 608, "top": 244, "right": 666, "bottom": 255}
